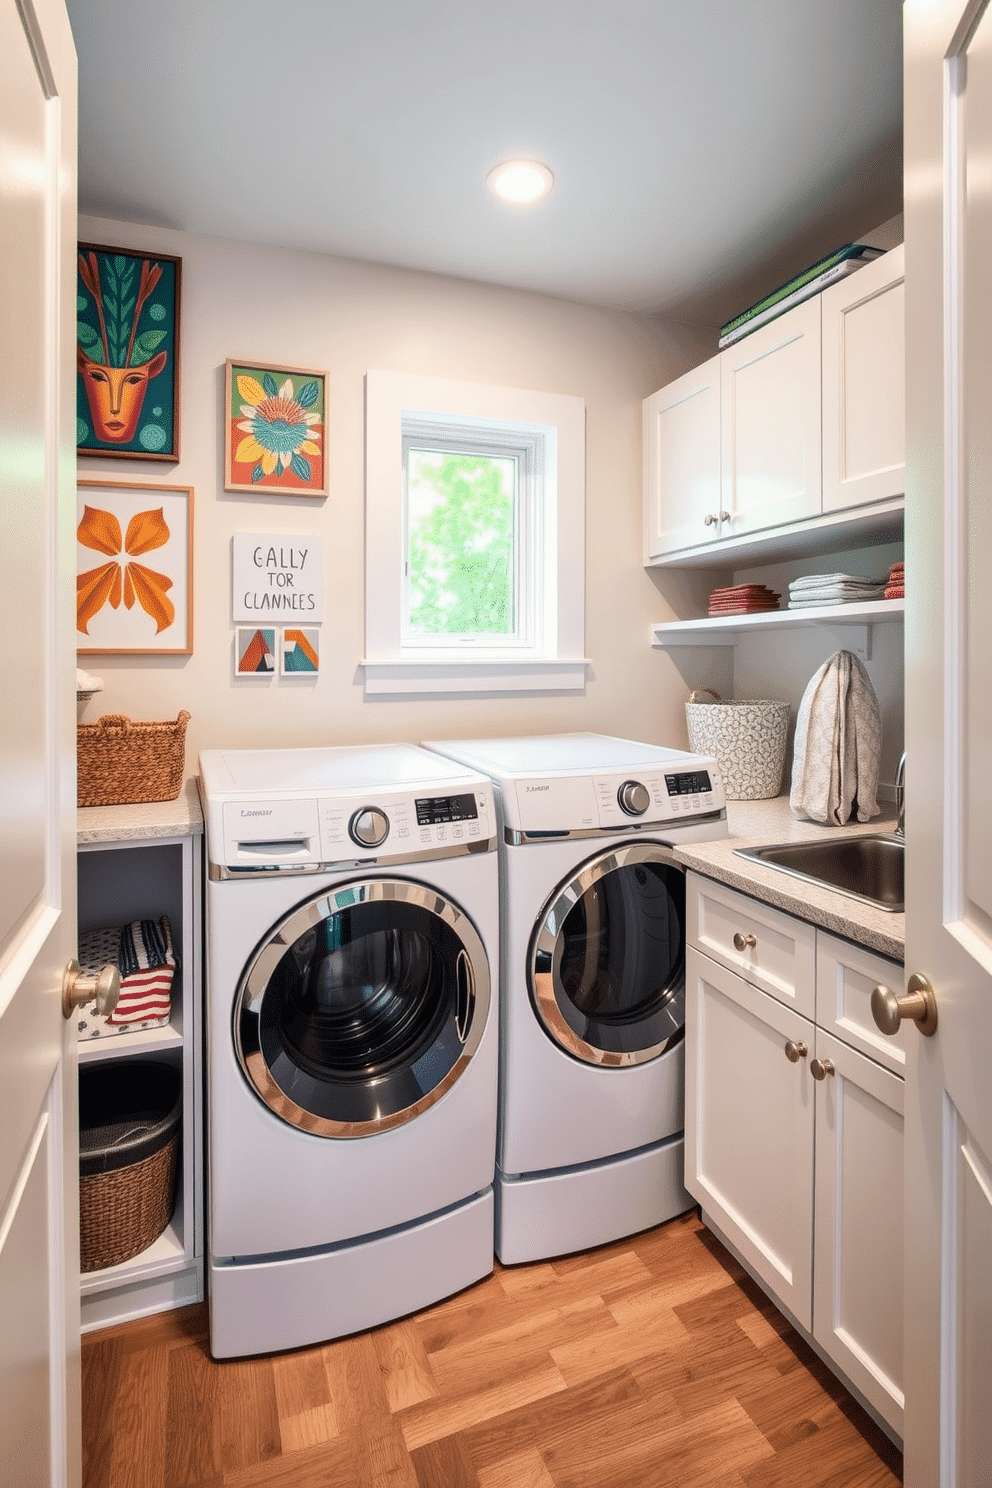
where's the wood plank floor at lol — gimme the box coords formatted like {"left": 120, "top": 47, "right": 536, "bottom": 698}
{"left": 82, "top": 1211, "right": 902, "bottom": 1488}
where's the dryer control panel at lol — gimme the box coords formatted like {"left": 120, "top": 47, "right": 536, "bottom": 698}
{"left": 507, "top": 761, "right": 724, "bottom": 835}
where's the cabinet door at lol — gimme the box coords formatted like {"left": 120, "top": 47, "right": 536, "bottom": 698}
{"left": 720, "top": 297, "right": 822, "bottom": 537}
{"left": 685, "top": 947, "right": 814, "bottom": 1328}
{"left": 821, "top": 245, "right": 905, "bottom": 513}
{"left": 812, "top": 1027, "right": 904, "bottom": 1436}
{"left": 643, "top": 356, "right": 722, "bottom": 559}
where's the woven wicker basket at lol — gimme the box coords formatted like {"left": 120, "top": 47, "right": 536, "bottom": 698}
{"left": 78, "top": 1060, "right": 182, "bottom": 1273}
{"left": 77, "top": 711, "right": 190, "bottom": 808}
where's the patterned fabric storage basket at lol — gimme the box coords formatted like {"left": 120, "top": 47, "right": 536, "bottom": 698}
{"left": 77, "top": 711, "right": 190, "bottom": 807}
{"left": 685, "top": 689, "right": 790, "bottom": 800}
{"left": 78, "top": 1060, "right": 181, "bottom": 1272}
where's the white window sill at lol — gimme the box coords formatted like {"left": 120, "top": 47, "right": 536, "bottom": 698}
{"left": 360, "top": 657, "right": 590, "bottom": 696}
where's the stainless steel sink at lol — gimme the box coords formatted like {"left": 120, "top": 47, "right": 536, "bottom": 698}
{"left": 733, "top": 833, "right": 904, "bottom": 912}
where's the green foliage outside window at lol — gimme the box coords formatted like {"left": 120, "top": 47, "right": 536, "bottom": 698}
{"left": 406, "top": 450, "right": 516, "bottom": 635}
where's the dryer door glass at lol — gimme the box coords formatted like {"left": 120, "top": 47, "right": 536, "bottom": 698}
{"left": 235, "top": 879, "right": 490, "bottom": 1136}
{"left": 530, "top": 842, "right": 684, "bottom": 1067}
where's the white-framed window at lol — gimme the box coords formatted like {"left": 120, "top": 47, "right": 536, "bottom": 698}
{"left": 363, "top": 369, "right": 587, "bottom": 695}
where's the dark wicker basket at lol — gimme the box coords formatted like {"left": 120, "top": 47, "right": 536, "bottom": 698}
{"left": 78, "top": 1060, "right": 182, "bottom": 1273}
{"left": 77, "top": 711, "right": 190, "bottom": 808}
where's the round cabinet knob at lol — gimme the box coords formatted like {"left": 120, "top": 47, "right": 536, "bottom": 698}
{"left": 871, "top": 974, "right": 939, "bottom": 1038}
{"left": 62, "top": 959, "right": 120, "bottom": 1021}
{"left": 784, "top": 1040, "right": 808, "bottom": 1063}
{"left": 617, "top": 780, "right": 650, "bottom": 816}
{"left": 810, "top": 1057, "right": 836, "bottom": 1081}
{"left": 704, "top": 513, "right": 719, "bottom": 527}
{"left": 733, "top": 932, "right": 757, "bottom": 952}
{"left": 349, "top": 807, "right": 390, "bottom": 849}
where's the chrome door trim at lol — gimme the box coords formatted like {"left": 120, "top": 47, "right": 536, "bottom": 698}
{"left": 208, "top": 833, "right": 496, "bottom": 880}
{"left": 529, "top": 840, "right": 684, "bottom": 1067}
{"left": 235, "top": 876, "right": 491, "bottom": 1137}
{"left": 504, "top": 811, "right": 725, "bottom": 846}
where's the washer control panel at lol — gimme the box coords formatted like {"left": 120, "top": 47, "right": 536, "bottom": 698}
{"left": 218, "top": 784, "right": 493, "bottom": 871}
{"left": 322, "top": 788, "right": 490, "bottom": 860}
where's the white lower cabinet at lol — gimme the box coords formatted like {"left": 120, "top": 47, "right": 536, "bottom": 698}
{"left": 685, "top": 872, "right": 904, "bottom": 1439}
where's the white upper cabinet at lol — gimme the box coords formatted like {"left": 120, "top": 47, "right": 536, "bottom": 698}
{"left": 720, "top": 296, "right": 822, "bottom": 538}
{"left": 821, "top": 244, "right": 905, "bottom": 513}
{"left": 643, "top": 356, "right": 721, "bottom": 560}
{"left": 643, "top": 247, "right": 905, "bottom": 564}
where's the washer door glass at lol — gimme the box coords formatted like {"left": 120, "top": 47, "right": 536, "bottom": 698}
{"left": 236, "top": 878, "right": 490, "bottom": 1136}
{"left": 530, "top": 843, "right": 685, "bottom": 1067}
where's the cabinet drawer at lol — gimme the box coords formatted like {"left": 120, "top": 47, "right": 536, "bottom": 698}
{"left": 815, "top": 931, "right": 908, "bottom": 1076}
{"left": 687, "top": 873, "right": 817, "bottom": 1017}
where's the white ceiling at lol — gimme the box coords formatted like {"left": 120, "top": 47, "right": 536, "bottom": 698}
{"left": 64, "top": 0, "right": 904, "bottom": 326}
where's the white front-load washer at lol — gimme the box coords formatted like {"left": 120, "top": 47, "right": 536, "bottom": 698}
{"left": 422, "top": 733, "right": 727, "bottom": 1264}
{"left": 198, "top": 743, "right": 499, "bottom": 1358}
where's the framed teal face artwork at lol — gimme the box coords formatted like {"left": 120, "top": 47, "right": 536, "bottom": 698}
{"left": 76, "top": 244, "right": 181, "bottom": 460}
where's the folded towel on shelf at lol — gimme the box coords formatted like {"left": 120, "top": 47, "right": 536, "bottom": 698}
{"left": 788, "top": 574, "right": 887, "bottom": 608}
{"left": 788, "top": 591, "right": 886, "bottom": 609}
{"left": 789, "top": 573, "right": 887, "bottom": 591}
{"left": 707, "top": 581, "right": 780, "bottom": 616}
{"left": 884, "top": 584, "right": 905, "bottom": 600}
{"left": 790, "top": 650, "right": 882, "bottom": 825}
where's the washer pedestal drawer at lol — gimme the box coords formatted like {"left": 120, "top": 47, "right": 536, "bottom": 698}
{"left": 208, "top": 1189, "right": 493, "bottom": 1359}
{"left": 496, "top": 1135, "right": 691, "bottom": 1266}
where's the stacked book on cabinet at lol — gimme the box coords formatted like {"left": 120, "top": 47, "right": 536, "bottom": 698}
{"left": 718, "top": 243, "right": 885, "bottom": 349}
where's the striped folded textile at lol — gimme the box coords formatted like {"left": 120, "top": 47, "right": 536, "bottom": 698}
{"left": 112, "top": 917, "right": 175, "bottom": 1025}
{"left": 75, "top": 917, "right": 175, "bottom": 1039}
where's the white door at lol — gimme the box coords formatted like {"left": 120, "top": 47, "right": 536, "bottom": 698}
{"left": 0, "top": 1, "right": 79, "bottom": 1485}
{"left": 903, "top": 3, "right": 992, "bottom": 1483}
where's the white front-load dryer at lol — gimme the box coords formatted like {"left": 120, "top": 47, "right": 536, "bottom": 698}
{"left": 199, "top": 744, "right": 499, "bottom": 1358}
{"left": 423, "top": 733, "right": 727, "bottom": 1264}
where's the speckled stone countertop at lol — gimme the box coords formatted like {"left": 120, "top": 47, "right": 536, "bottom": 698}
{"left": 77, "top": 776, "right": 203, "bottom": 844}
{"left": 675, "top": 795, "right": 904, "bottom": 963}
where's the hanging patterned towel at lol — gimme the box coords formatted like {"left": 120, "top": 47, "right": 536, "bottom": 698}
{"left": 790, "top": 651, "right": 882, "bottom": 825}
{"left": 75, "top": 916, "right": 175, "bottom": 1040}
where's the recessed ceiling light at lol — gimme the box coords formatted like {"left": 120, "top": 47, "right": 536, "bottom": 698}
{"left": 487, "top": 160, "right": 554, "bottom": 204}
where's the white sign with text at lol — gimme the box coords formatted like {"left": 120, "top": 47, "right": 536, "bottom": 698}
{"left": 232, "top": 533, "right": 324, "bottom": 622}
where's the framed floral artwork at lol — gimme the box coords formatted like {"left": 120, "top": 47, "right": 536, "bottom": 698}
{"left": 76, "top": 244, "right": 181, "bottom": 461}
{"left": 225, "top": 360, "right": 328, "bottom": 496}
{"left": 76, "top": 480, "right": 193, "bottom": 655}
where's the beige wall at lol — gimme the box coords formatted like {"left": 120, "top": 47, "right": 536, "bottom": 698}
{"left": 77, "top": 215, "right": 714, "bottom": 766}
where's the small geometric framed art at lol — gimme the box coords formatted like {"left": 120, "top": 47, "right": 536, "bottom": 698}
{"left": 235, "top": 628, "right": 276, "bottom": 676}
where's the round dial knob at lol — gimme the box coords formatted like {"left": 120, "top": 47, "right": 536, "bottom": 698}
{"left": 617, "top": 780, "right": 650, "bottom": 816}
{"left": 349, "top": 807, "right": 389, "bottom": 848}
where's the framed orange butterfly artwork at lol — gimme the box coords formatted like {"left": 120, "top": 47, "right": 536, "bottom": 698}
{"left": 76, "top": 480, "right": 193, "bottom": 654}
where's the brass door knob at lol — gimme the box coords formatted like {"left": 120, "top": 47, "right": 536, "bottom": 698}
{"left": 784, "top": 1040, "right": 808, "bottom": 1063}
{"left": 62, "top": 960, "right": 120, "bottom": 1021}
{"left": 733, "top": 932, "right": 757, "bottom": 951}
{"left": 810, "top": 1057, "right": 836, "bottom": 1081}
{"left": 870, "top": 974, "right": 938, "bottom": 1038}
